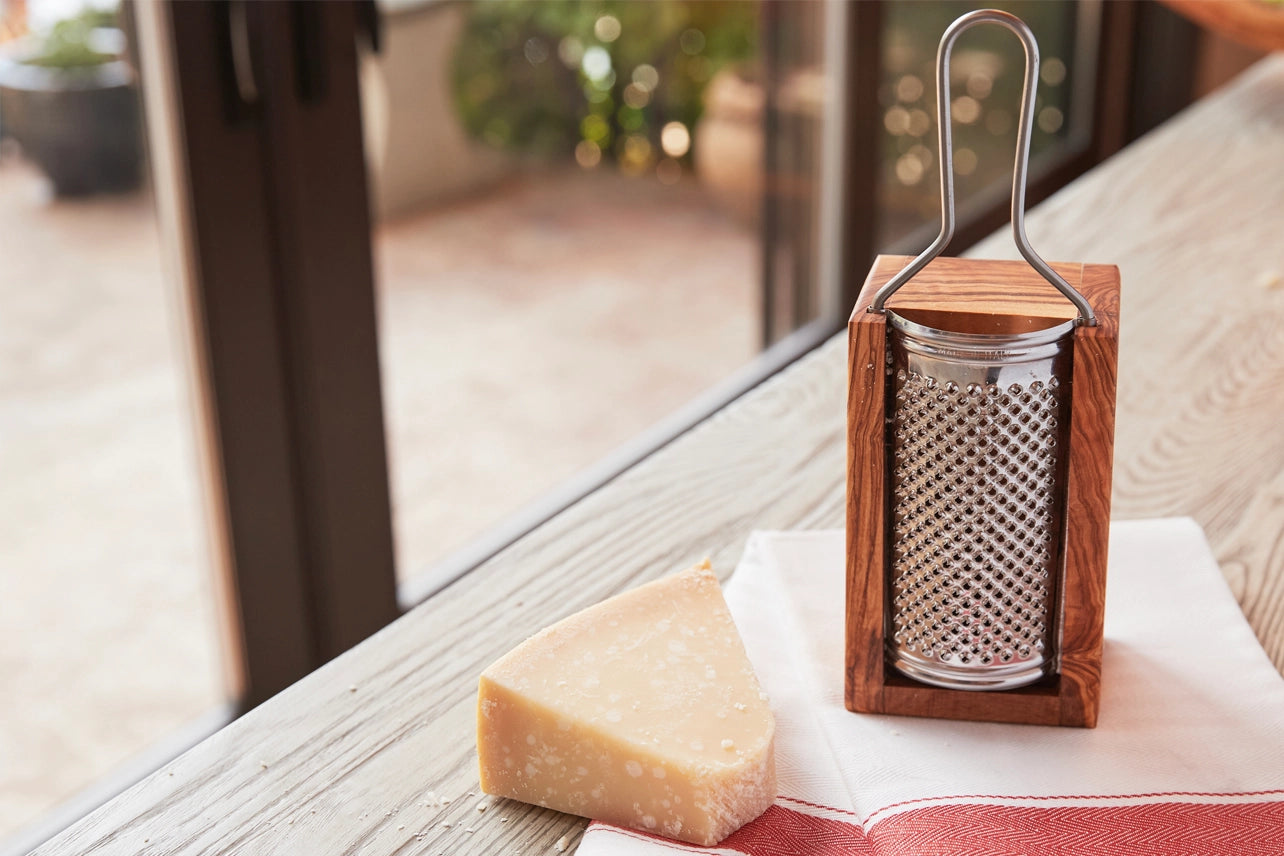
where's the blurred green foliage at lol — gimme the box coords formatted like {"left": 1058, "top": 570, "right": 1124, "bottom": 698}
{"left": 452, "top": 1, "right": 757, "bottom": 168}
{"left": 21, "top": 8, "right": 119, "bottom": 69}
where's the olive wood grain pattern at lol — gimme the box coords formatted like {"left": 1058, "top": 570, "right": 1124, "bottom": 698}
{"left": 1057, "top": 264, "right": 1121, "bottom": 728}
{"left": 881, "top": 673, "right": 1062, "bottom": 725}
{"left": 860, "top": 254, "right": 1083, "bottom": 325}
{"left": 844, "top": 278, "right": 887, "bottom": 715}
{"left": 28, "top": 55, "right": 1284, "bottom": 856}
{"left": 844, "top": 255, "right": 1119, "bottom": 727}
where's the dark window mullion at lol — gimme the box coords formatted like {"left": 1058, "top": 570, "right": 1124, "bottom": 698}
{"left": 162, "top": 0, "right": 398, "bottom": 708}
{"left": 839, "top": 0, "right": 886, "bottom": 313}
{"left": 167, "top": 0, "right": 317, "bottom": 706}
{"left": 250, "top": 1, "right": 399, "bottom": 661}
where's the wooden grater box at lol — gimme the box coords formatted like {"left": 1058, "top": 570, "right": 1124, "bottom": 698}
{"left": 845, "top": 255, "right": 1120, "bottom": 728}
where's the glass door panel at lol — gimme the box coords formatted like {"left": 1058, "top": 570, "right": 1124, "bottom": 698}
{"left": 364, "top": 1, "right": 837, "bottom": 584}
{"left": 0, "top": 0, "right": 224, "bottom": 845}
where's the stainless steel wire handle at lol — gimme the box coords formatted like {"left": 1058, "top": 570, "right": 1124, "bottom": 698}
{"left": 868, "top": 9, "right": 1097, "bottom": 327}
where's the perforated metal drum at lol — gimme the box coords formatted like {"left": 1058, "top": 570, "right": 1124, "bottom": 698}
{"left": 884, "top": 312, "right": 1075, "bottom": 690}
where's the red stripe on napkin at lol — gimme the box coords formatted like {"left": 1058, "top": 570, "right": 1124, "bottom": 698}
{"left": 871, "top": 800, "right": 1284, "bottom": 855}
{"left": 595, "top": 798, "right": 1284, "bottom": 855}
{"left": 594, "top": 805, "right": 873, "bottom": 855}
{"left": 718, "top": 805, "right": 873, "bottom": 855}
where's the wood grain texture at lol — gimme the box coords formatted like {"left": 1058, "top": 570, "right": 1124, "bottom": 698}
{"left": 859, "top": 254, "right": 1085, "bottom": 326}
{"left": 881, "top": 674, "right": 1063, "bottom": 727}
{"left": 967, "top": 55, "right": 1284, "bottom": 676}
{"left": 1058, "top": 264, "right": 1121, "bottom": 729}
{"left": 31, "top": 56, "right": 1284, "bottom": 856}
{"left": 844, "top": 297, "right": 887, "bottom": 715}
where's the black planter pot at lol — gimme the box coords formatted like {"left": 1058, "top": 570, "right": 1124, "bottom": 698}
{"left": 0, "top": 50, "right": 142, "bottom": 196}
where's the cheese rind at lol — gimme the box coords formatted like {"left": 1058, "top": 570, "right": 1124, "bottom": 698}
{"left": 477, "top": 562, "right": 776, "bottom": 846}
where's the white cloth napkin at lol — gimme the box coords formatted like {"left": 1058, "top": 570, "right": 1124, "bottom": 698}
{"left": 578, "top": 518, "right": 1284, "bottom": 855}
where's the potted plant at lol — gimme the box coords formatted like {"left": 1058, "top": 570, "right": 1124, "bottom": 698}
{"left": 0, "top": 5, "right": 141, "bottom": 195}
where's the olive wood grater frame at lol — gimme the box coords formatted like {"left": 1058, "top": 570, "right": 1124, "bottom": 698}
{"left": 844, "top": 254, "right": 1119, "bottom": 728}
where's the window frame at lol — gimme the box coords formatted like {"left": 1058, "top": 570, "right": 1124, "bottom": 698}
{"left": 145, "top": 0, "right": 400, "bottom": 710}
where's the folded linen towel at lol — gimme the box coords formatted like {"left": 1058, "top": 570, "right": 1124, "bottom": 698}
{"left": 577, "top": 518, "right": 1284, "bottom": 855}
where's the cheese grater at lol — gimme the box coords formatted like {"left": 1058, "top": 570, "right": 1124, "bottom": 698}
{"left": 843, "top": 10, "right": 1120, "bottom": 727}
{"left": 884, "top": 312, "right": 1073, "bottom": 691}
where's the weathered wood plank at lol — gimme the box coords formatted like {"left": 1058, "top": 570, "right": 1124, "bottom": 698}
{"left": 33, "top": 54, "right": 1284, "bottom": 856}
{"left": 967, "top": 56, "right": 1284, "bottom": 672}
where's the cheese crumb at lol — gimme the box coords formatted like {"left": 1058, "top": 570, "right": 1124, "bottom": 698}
{"left": 476, "top": 801, "right": 488, "bottom": 813}
{"left": 721, "top": 739, "right": 735, "bottom": 750}
{"left": 555, "top": 835, "right": 570, "bottom": 852}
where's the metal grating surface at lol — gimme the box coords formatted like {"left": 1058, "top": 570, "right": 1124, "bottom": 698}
{"left": 888, "top": 370, "right": 1063, "bottom": 682}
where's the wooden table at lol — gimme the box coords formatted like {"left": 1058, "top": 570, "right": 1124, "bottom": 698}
{"left": 36, "top": 56, "right": 1284, "bottom": 856}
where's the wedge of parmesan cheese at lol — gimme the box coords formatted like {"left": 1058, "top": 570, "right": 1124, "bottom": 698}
{"left": 477, "top": 561, "right": 775, "bottom": 846}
